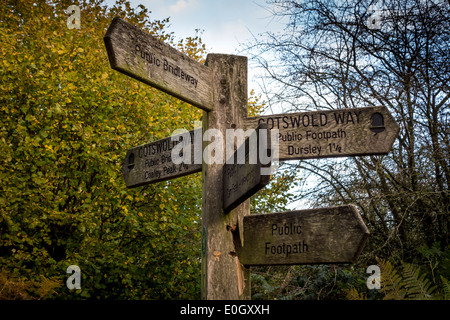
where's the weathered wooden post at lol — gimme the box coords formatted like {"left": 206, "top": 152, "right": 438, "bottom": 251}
{"left": 201, "top": 54, "right": 251, "bottom": 299}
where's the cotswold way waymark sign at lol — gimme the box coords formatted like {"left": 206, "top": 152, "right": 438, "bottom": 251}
{"left": 244, "top": 106, "right": 399, "bottom": 160}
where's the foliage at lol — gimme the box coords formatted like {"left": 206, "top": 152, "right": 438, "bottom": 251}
{"left": 251, "top": 243, "right": 450, "bottom": 300}
{"left": 250, "top": 165, "right": 300, "bottom": 215}
{"left": 0, "top": 0, "right": 207, "bottom": 299}
{"left": 251, "top": 264, "right": 368, "bottom": 300}
{"left": 350, "top": 259, "right": 445, "bottom": 300}
{"left": 346, "top": 244, "right": 450, "bottom": 300}
{"left": 377, "top": 259, "right": 406, "bottom": 300}
{"left": 441, "top": 276, "right": 450, "bottom": 300}
{"left": 0, "top": 268, "right": 61, "bottom": 300}
{"left": 247, "top": 89, "right": 267, "bottom": 118}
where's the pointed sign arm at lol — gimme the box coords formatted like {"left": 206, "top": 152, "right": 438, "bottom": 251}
{"left": 104, "top": 17, "right": 214, "bottom": 111}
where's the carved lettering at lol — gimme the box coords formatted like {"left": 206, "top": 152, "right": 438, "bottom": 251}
{"left": 245, "top": 106, "right": 399, "bottom": 161}
{"left": 264, "top": 241, "right": 309, "bottom": 257}
{"left": 133, "top": 44, "right": 199, "bottom": 89}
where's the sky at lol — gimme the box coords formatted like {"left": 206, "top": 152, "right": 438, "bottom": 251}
{"left": 114, "top": 0, "right": 284, "bottom": 54}
{"left": 103, "top": 0, "right": 288, "bottom": 94}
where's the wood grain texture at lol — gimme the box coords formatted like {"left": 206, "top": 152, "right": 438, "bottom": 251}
{"left": 122, "top": 129, "right": 202, "bottom": 188}
{"left": 238, "top": 205, "right": 370, "bottom": 266}
{"left": 244, "top": 106, "right": 399, "bottom": 161}
{"left": 201, "top": 54, "right": 251, "bottom": 300}
{"left": 104, "top": 17, "right": 213, "bottom": 111}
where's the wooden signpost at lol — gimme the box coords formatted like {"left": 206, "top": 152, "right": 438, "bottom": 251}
{"left": 223, "top": 124, "right": 271, "bottom": 213}
{"left": 122, "top": 129, "right": 202, "bottom": 188}
{"left": 104, "top": 16, "right": 400, "bottom": 300}
{"left": 244, "top": 106, "right": 399, "bottom": 160}
{"left": 237, "top": 205, "right": 369, "bottom": 266}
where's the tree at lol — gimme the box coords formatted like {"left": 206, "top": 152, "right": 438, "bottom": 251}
{"left": 0, "top": 0, "right": 207, "bottom": 299}
{"left": 246, "top": 0, "right": 449, "bottom": 262}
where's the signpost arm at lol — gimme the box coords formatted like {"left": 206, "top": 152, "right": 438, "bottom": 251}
{"left": 201, "top": 54, "right": 251, "bottom": 300}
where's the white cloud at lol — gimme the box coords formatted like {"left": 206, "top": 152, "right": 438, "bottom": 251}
{"left": 202, "top": 19, "right": 248, "bottom": 54}
{"left": 169, "top": 0, "right": 198, "bottom": 14}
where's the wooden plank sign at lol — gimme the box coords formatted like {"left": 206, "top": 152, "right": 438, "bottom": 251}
{"left": 223, "top": 124, "right": 272, "bottom": 213}
{"left": 238, "top": 205, "right": 369, "bottom": 266}
{"left": 122, "top": 129, "right": 202, "bottom": 188}
{"left": 104, "top": 17, "right": 214, "bottom": 111}
{"left": 244, "top": 106, "right": 399, "bottom": 160}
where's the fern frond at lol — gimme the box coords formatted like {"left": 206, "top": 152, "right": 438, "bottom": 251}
{"left": 402, "top": 262, "right": 436, "bottom": 300}
{"left": 34, "top": 276, "right": 62, "bottom": 300}
{"left": 346, "top": 287, "right": 367, "bottom": 300}
{"left": 376, "top": 258, "right": 406, "bottom": 300}
{"left": 251, "top": 273, "right": 275, "bottom": 294}
{"left": 440, "top": 276, "right": 450, "bottom": 300}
